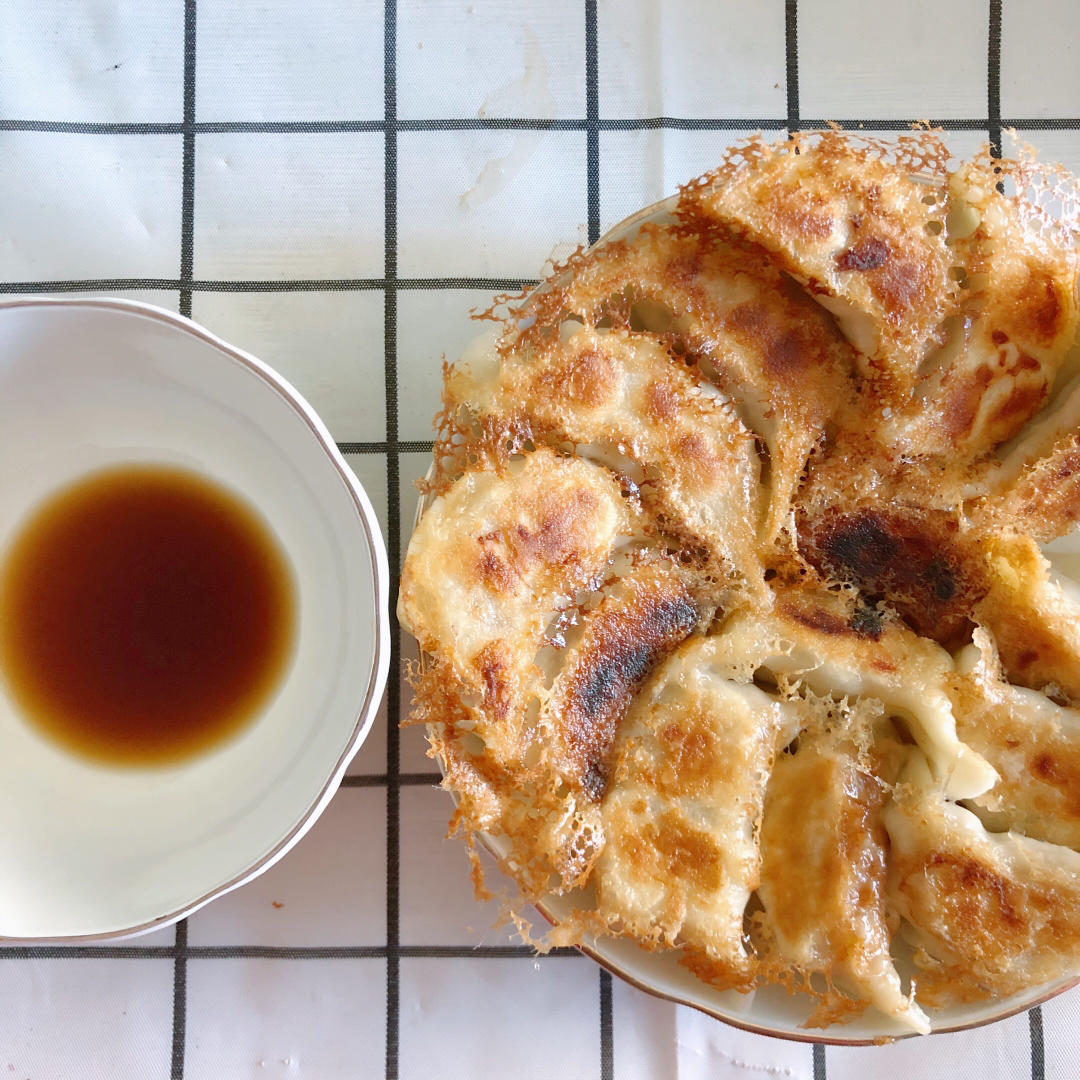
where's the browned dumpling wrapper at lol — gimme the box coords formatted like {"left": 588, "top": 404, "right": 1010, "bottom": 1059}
{"left": 399, "top": 131, "right": 1080, "bottom": 1033}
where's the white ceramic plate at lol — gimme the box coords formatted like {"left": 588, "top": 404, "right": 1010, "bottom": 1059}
{"left": 415, "top": 199, "right": 1080, "bottom": 1042}
{"left": 0, "top": 297, "right": 389, "bottom": 941}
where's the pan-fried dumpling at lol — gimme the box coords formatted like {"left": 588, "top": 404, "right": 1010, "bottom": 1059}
{"left": 758, "top": 730, "right": 930, "bottom": 1033}
{"left": 537, "top": 560, "right": 702, "bottom": 889}
{"left": 974, "top": 535, "right": 1080, "bottom": 704}
{"left": 715, "top": 594, "right": 997, "bottom": 800}
{"left": 885, "top": 777, "right": 1080, "bottom": 999}
{"left": 488, "top": 222, "right": 856, "bottom": 547}
{"left": 979, "top": 377, "right": 1080, "bottom": 543}
{"left": 595, "top": 636, "right": 803, "bottom": 982}
{"left": 952, "top": 631, "right": 1080, "bottom": 849}
{"left": 399, "top": 447, "right": 638, "bottom": 768}
{"left": 400, "top": 132, "right": 1080, "bottom": 1031}
{"left": 877, "top": 158, "right": 1079, "bottom": 460}
{"left": 682, "top": 131, "right": 960, "bottom": 377}
{"left": 447, "top": 320, "right": 763, "bottom": 585}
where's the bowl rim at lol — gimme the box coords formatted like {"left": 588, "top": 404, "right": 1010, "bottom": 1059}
{"left": 0, "top": 295, "right": 391, "bottom": 944}
{"left": 406, "top": 200, "right": 1080, "bottom": 1043}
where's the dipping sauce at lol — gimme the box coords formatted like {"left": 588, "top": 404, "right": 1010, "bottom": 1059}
{"left": 0, "top": 465, "right": 296, "bottom": 766}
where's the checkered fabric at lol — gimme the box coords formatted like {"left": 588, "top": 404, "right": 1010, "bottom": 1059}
{"left": 1, "top": 1, "right": 1079, "bottom": 1077}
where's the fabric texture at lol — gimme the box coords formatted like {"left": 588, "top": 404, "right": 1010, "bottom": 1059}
{"left": 1, "top": 0, "right": 1078, "bottom": 1076}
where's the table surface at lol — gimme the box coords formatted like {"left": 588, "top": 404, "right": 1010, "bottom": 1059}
{"left": 2, "top": 1, "right": 1079, "bottom": 1077}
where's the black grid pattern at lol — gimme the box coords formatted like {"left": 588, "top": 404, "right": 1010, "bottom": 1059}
{"left": 4, "top": 115, "right": 1080, "bottom": 135}
{"left": 1, "top": 1, "right": 1075, "bottom": 1076}
{"left": 168, "top": 5, "right": 198, "bottom": 1073}
{"left": 383, "top": 0, "right": 403, "bottom": 1070}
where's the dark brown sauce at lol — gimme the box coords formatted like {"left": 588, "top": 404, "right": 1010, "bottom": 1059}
{"left": 0, "top": 465, "right": 296, "bottom": 766}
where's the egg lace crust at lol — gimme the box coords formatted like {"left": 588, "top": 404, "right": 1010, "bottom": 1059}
{"left": 398, "top": 131, "right": 1080, "bottom": 1034}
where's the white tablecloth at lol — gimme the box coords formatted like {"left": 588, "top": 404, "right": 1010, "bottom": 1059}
{"left": 1, "top": 1, "right": 1078, "bottom": 1076}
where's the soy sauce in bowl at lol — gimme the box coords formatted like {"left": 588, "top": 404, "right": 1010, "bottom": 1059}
{"left": 0, "top": 464, "right": 296, "bottom": 767}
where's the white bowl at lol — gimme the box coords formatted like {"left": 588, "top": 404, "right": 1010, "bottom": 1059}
{"left": 416, "top": 197, "right": 1080, "bottom": 1042}
{"left": 0, "top": 297, "right": 389, "bottom": 941}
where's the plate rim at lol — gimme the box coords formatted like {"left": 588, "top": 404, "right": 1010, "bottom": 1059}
{"left": 405, "top": 202, "right": 1080, "bottom": 1042}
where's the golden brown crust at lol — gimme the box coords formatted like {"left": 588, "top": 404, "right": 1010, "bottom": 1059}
{"left": 680, "top": 131, "right": 960, "bottom": 379}
{"left": 758, "top": 732, "right": 929, "bottom": 1031}
{"left": 952, "top": 631, "right": 1080, "bottom": 849}
{"left": 595, "top": 634, "right": 803, "bottom": 980}
{"left": 398, "top": 131, "right": 1080, "bottom": 1031}
{"left": 446, "top": 307, "right": 766, "bottom": 585}
{"left": 885, "top": 788, "right": 1080, "bottom": 1000}
{"left": 498, "top": 223, "right": 857, "bottom": 547}
{"left": 974, "top": 535, "right": 1080, "bottom": 703}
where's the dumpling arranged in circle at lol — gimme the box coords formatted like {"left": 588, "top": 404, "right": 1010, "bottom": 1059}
{"left": 398, "top": 131, "right": 1080, "bottom": 1034}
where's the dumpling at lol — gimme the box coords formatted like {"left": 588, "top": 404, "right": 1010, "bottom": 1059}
{"left": 974, "top": 534, "right": 1080, "bottom": 704}
{"left": 715, "top": 592, "right": 997, "bottom": 800}
{"left": 595, "top": 636, "right": 803, "bottom": 983}
{"left": 876, "top": 157, "right": 1079, "bottom": 460}
{"left": 446, "top": 320, "right": 763, "bottom": 586}
{"left": 758, "top": 730, "right": 930, "bottom": 1033}
{"left": 492, "top": 221, "right": 856, "bottom": 547}
{"left": 399, "top": 447, "right": 639, "bottom": 768}
{"left": 952, "top": 630, "right": 1080, "bottom": 849}
{"left": 979, "top": 376, "right": 1080, "bottom": 543}
{"left": 885, "top": 776, "right": 1080, "bottom": 999}
{"left": 538, "top": 560, "right": 703, "bottom": 889}
{"left": 681, "top": 131, "right": 960, "bottom": 377}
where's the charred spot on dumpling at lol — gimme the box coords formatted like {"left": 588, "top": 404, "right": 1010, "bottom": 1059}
{"left": 582, "top": 761, "right": 607, "bottom": 801}
{"left": 798, "top": 508, "right": 983, "bottom": 648}
{"left": 723, "top": 294, "right": 838, "bottom": 386}
{"left": 836, "top": 236, "right": 890, "bottom": 273}
{"left": 474, "top": 542, "right": 517, "bottom": 594}
{"left": 850, "top": 605, "right": 886, "bottom": 640}
{"left": 786, "top": 604, "right": 851, "bottom": 637}
{"left": 550, "top": 568, "right": 700, "bottom": 802}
